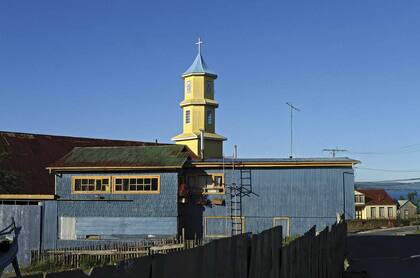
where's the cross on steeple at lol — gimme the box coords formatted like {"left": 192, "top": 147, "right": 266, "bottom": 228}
{"left": 196, "top": 37, "right": 203, "bottom": 54}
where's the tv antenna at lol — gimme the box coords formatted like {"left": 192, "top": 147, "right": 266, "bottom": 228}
{"left": 286, "top": 102, "right": 300, "bottom": 158}
{"left": 323, "top": 148, "right": 348, "bottom": 158}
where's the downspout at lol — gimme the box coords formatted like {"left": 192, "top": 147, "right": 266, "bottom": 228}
{"left": 200, "top": 129, "right": 205, "bottom": 161}
{"left": 342, "top": 171, "right": 354, "bottom": 220}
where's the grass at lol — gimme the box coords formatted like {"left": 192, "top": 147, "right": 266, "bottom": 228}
{"left": 21, "top": 259, "right": 69, "bottom": 274}
{"left": 20, "top": 256, "right": 116, "bottom": 275}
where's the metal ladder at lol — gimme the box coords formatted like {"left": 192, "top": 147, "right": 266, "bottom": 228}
{"left": 226, "top": 163, "right": 253, "bottom": 236}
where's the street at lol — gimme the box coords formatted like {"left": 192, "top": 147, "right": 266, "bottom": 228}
{"left": 355, "top": 226, "right": 420, "bottom": 236}
{"left": 347, "top": 229, "right": 420, "bottom": 278}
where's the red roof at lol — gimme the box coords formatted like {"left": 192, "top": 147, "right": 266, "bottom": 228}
{"left": 357, "top": 189, "right": 396, "bottom": 206}
{"left": 0, "top": 131, "right": 165, "bottom": 195}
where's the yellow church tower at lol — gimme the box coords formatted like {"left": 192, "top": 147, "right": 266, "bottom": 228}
{"left": 172, "top": 39, "right": 226, "bottom": 158}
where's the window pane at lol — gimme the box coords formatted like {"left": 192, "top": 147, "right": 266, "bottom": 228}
{"left": 115, "top": 179, "right": 122, "bottom": 185}
{"left": 123, "top": 179, "right": 129, "bottom": 191}
{"left": 102, "top": 179, "right": 109, "bottom": 185}
{"left": 207, "top": 111, "right": 213, "bottom": 125}
{"left": 137, "top": 178, "right": 144, "bottom": 185}
{"left": 130, "top": 178, "right": 136, "bottom": 185}
{"left": 214, "top": 176, "right": 223, "bottom": 187}
{"left": 136, "top": 184, "right": 144, "bottom": 191}
{"left": 115, "top": 185, "right": 122, "bottom": 191}
{"left": 75, "top": 181, "right": 81, "bottom": 191}
{"left": 144, "top": 183, "right": 151, "bottom": 191}
{"left": 129, "top": 184, "right": 136, "bottom": 191}
{"left": 151, "top": 179, "right": 158, "bottom": 191}
{"left": 95, "top": 180, "right": 102, "bottom": 191}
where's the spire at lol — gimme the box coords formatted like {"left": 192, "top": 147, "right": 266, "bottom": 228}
{"left": 183, "top": 38, "right": 217, "bottom": 78}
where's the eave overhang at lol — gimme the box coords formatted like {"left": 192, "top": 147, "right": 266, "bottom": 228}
{"left": 180, "top": 99, "right": 219, "bottom": 108}
{"left": 47, "top": 165, "right": 184, "bottom": 173}
{"left": 188, "top": 160, "right": 359, "bottom": 169}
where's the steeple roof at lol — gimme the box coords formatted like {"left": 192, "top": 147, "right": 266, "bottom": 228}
{"left": 183, "top": 38, "right": 217, "bottom": 78}
{"left": 183, "top": 52, "right": 217, "bottom": 77}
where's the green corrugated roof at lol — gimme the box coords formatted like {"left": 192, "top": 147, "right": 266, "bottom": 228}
{"left": 49, "top": 145, "right": 190, "bottom": 169}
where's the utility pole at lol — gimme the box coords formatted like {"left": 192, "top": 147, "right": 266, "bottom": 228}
{"left": 286, "top": 102, "right": 300, "bottom": 158}
{"left": 323, "top": 148, "right": 348, "bottom": 158}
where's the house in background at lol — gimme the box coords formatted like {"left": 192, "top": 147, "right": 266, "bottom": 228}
{"left": 354, "top": 189, "right": 397, "bottom": 220}
{"left": 397, "top": 200, "right": 418, "bottom": 219}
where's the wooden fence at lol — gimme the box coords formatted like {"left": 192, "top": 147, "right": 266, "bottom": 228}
{"left": 31, "top": 236, "right": 202, "bottom": 269}
{"left": 22, "top": 219, "right": 347, "bottom": 278}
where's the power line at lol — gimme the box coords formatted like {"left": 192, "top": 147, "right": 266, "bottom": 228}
{"left": 373, "top": 178, "right": 420, "bottom": 182}
{"left": 356, "top": 177, "right": 420, "bottom": 183}
{"left": 355, "top": 167, "right": 420, "bottom": 173}
{"left": 348, "top": 143, "right": 420, "bottom": 156}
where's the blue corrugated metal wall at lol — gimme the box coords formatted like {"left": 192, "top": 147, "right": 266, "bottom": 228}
{"left": 53, "top": 171, "right": 179, "bottom": 246}
{"left": 0, "top": 204, "right": 41, "bottom": 268}
{"left": 193, "top": 167, "right": 354, "bottom": 238}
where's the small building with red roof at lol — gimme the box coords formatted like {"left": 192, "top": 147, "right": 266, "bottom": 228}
{"left": 354, "top": 189, "right": 397, "bottom": 220}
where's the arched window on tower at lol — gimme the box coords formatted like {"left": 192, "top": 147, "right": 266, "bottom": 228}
{"left": 207, "top": 110, "right": 213, "bottom": 125}
{"left": 186, "top": 81, "right": 192, "bottom": 93}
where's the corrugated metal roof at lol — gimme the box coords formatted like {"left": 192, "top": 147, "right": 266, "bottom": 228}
{"left": 0, "top": 131, "right": 165, "bottom": 195}
{"left": 49, "top": 145, "right": 190, "bottom": 169}
{"left": 357, "top": 189, "right": 396, "bottom": 206}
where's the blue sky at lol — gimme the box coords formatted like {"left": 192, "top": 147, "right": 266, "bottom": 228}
{"left": 1, "top": 1, "right": 420, "bottom": 181}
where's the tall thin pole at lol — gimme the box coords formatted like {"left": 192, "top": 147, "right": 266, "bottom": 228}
{"left": 286, "top": 102, "right": 300, "bottom": 158}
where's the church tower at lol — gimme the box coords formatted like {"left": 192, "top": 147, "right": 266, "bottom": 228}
{"left": 172, "top": 39, "right": 226, "bottom": 158}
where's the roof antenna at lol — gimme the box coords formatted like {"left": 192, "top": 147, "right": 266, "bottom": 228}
{"left": 286, "top": 102, "right": 300, "bottom": 159}
{"left": 323, "top": 148, "right": 348, "bottom": 158}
